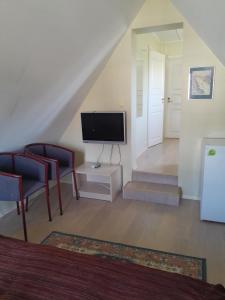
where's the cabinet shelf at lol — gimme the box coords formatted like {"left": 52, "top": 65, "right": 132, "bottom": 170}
{"left": 76, "top": 163, "right": 122, "bottom": 202}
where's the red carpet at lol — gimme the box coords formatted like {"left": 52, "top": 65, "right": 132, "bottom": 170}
{"left": 0, "top": 235, "right": 225, "bottom": 300}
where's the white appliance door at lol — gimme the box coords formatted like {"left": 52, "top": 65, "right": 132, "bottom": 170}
{"left": 201, "top": 145, "right": 225, "bottom": 222}
{"left": 148, "top": 51, "right": 165, "bottom": 147}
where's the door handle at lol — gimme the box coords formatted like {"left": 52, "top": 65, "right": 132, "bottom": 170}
{"left": 162, "top": 98, "right": 165, "bottom": 103}
{"left": 168, "top": 97, "right": 172, "bottom": 103}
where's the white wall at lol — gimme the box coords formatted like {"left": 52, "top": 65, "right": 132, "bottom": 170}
{"left": 62, "top": 0, "right": 225, "bottom": 200}
{"left": 172, "top": 0, "right": 225, "bottom": 66}
{"left": 161, "top": 41, "right": 183, "bottom": 56}
{"left": 179, "top": 24, "right": 225, "bottom": 199}
{"left": 61, "top": 31, "right": 133, "bottom": 184}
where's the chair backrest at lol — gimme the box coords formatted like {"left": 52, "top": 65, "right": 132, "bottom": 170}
{"left": 0, "top": 153, "right": 14, "bottom": 173}
{"left": 25, "top": 144, "right": 45, "bottom": 156}
{"left": 25, "top": 143, "right": 74, "bottom": 169}
{"left": 14, "top": 154, "right": 47, "bottom": 182}
{"left": 45, "top": 145, "right": 68, "bottom": 164}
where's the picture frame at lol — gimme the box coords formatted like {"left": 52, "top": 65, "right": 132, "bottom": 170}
{"left": 189, "top": 66, "right": 214, "bottom": 100}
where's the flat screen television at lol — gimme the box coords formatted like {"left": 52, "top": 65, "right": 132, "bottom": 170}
{"left": 81, "top": 112, "right": 126, "bottom": 144}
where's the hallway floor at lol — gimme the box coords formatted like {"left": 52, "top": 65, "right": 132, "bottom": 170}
{"left": 136, "top": 138, "right": 179, "bottom": 176}
{"left": 0, "top": 183, "right": 224, "bottom": 286}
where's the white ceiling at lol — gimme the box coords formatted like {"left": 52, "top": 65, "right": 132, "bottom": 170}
{"left": 155, "top": 29, "right": 183, "bottom": 43}
{"left": 0, "top": 0, "right": 144, "bottom": 151}
{"left": 172, "top": 0, "right": 225, "bottom": 65}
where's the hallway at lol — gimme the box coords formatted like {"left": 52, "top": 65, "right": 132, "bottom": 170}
{"left": 136, "top": 139, "right": 179, "bottom": 176}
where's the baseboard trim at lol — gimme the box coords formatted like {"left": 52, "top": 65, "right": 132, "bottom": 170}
{"left": 182, "top": 194, "right": 200, "bottom": 201}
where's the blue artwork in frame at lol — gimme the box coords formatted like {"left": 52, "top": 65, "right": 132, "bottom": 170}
{"left": 189, "top": 66, "right": 214, "bottom": 100}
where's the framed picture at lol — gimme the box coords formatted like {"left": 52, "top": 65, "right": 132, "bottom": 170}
{"left": 189, "top": 66, "right": 214, "bottom": 100}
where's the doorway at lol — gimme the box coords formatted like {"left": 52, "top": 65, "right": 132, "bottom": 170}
{"left": 132, "top": 23, "right": 183, "bottom": 176}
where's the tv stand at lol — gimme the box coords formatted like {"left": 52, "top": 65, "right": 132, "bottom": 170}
{"left": 76, "top": 162, "right": 122, "bottom": 201}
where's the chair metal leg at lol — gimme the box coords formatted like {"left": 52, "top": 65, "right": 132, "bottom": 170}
{"left": 25, "top": 197, "right": 29, "bottom": 212}
{"left": 45, "top": 184, "right": 52, "bottom": 222}
{"left": 72, "top": 170, "right": 79, "bottom": 200}
{"left": 20, "top": 198, "right": 28, "bottom": 242}
{"left": 56, "top": 169, "right": 63, "bottom": 216}
{"left": 16, "top": 202, "right": 20, "bottom": 215}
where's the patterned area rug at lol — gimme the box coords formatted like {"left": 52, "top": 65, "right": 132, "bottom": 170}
{"left": 42, "top": 231, "right": 206, "bottom": 281}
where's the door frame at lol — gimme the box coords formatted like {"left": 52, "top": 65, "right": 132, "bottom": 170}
{"left": 135, "top": 48, "right": 149, "bottom": 159}
{"left": 131, "top": 23, "right": 184, "bottom": 171}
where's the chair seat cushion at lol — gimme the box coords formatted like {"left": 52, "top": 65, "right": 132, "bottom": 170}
{"left": 22, "top": 178, "right": 45, "bottom": 197}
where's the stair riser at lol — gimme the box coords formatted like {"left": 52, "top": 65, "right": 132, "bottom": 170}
{"left": 123, "top": 190, "right": 180, "bottom": 207}
{"left": 132, "top": 171, "right": 178, "bottom": 186}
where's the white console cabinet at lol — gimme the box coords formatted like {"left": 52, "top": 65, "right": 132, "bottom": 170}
{"left": 76, "top": 163, "right": 122, "bottom": 201}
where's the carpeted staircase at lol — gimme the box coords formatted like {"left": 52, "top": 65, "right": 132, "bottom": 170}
{"left": 123, "top": 170, "right": 182, "bottom": 206}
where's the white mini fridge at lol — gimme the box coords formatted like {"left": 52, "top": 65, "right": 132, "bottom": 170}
{"left": 201, "top": 138, "right": 225, "bottom": 223}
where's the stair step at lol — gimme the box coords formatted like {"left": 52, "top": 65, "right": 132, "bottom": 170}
{"left": 123, "top": 181, "right": 181, "bottom": 207}
{"left": 132, "top": 170, "right": 178, "bottom": 186}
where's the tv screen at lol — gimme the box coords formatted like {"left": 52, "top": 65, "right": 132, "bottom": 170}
{"left": 81, "top": 112, "right": 126, "bottom": 144}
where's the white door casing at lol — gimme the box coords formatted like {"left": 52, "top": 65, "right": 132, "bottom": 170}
{"left": 135, "top": 48, "right": 149, "bottom": 158}
{"left": 165, "top": 56, "right": 183, "bottom": 138}
{"left": 148, "top": 50, "right": 165, "bottom": 147}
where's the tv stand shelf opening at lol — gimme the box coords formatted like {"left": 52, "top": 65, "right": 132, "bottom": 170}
{"left": 76, "top": 163, "right": 122, "bottom": 202}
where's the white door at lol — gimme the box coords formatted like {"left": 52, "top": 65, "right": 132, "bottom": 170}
{"left": 148, "top": 50, "right": 165, "bottom": 147}
{"left": 165, "top": 57, "right": 183, "bottom": 138}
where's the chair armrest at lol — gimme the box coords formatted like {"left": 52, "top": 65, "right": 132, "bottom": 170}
{"left": 14, "top": 155, "right": 47, "bottom": 183}
{"left": 24, "top": 152, "right": 58, "bottom": 180}
{"left": 0, "top": 172, "right": 22, "bottom": 202}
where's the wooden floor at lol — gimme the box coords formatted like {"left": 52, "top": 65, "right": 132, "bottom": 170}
{"left": 136, "top": 138, "right": 179, "bottom": 176}
{"left": 0, "top": 183, "right": 225, "bottom": 286}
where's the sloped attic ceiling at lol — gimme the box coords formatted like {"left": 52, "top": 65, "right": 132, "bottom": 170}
{"left": 0, "top": 0, "right": 144, "bottom": 151}
{"left": 172, "top": 0, "right": 225, "bottom": 66}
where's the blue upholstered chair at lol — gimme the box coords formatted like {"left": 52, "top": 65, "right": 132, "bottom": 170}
{"left": 0, "top": 153, "right": 51, "bottom": 241}
{"left": 24, "top": 143, "right": 79, "bottom": 215}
